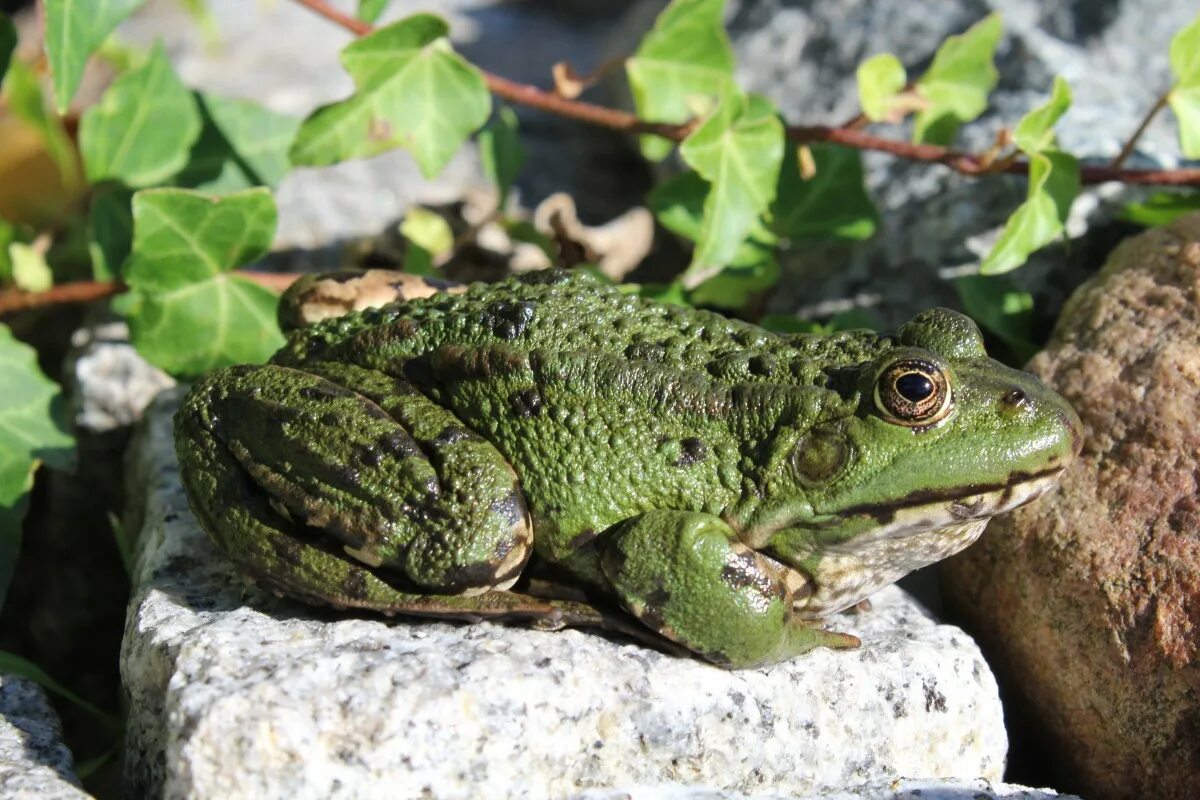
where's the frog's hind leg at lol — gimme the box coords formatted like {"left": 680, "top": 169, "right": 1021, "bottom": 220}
{"left": 600, "top": 510, "right": 860, "bottom": 668}
{"left": 175, "top": 361, "right": 532, "bottom": 602}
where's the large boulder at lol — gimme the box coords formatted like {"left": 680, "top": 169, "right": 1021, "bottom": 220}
{"left": 942, "top": 213, "right": 1200, "bottom": 799}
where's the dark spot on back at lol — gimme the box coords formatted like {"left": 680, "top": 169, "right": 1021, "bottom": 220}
{"left": 380, "top": 430, "right": 423, "bottom": 459}
{"left": 300, "top": 384, "right": 349, "bottom": 403}
{"left": 509, "top": 388, "right": 543, "bottom": 418}
{"left": 434, "top": 425, "right": 471, "bottom": 447}
{"left": 674, "top": 438, "right": 708, "bottom": 468}
{"left": 356, "top": 444, "right": 383, "bottom": 467}
{"left": 489, "top": 300, "right": 536, "bottom": 340}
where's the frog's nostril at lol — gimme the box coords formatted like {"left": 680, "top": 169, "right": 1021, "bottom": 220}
{"left": 1001, "top": 388, "right": 1027, "bottom": 407}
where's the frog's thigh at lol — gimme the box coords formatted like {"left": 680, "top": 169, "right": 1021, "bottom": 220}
{"left": 600, "top": 511, "right": 859, "bottom": 668}
{"left": 177, "top": 363, "right": 532, "bottom": 595}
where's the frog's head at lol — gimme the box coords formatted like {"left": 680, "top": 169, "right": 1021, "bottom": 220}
{"left": 748, "top": 308, "right": 1082, "bottom": 614}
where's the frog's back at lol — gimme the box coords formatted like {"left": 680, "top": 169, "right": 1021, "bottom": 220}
{"left": 274, "top": 269, "right": 889, "bottom": 386}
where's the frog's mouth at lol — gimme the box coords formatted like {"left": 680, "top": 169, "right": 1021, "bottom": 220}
{"left": 827, "top": 464, "right": 1067, "bottom": 545}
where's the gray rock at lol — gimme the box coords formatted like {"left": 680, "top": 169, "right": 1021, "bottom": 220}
{"left": 0, "top": 675, "right": 89, "bottom": 800}
{"left": 572, "top": 778, "right": 1083, "bottom": 799}
{"left": 67, "top": 319, "right": 175, "bottom": 434}
{"left": 615, "top": 0, "right": 1194, "bottom": 327}
{"left": 123, "top": 387, "right": 1007, "bottom": 799}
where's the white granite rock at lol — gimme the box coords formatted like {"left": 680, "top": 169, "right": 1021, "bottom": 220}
{"left": 573, "top": 778, "right": 1083, "bottom": 799}
{"left": 123, "top": 387, "right": 1008, "bottom": 799}
{"left": 0, "top": 676, "right": 89, "bottom": 800}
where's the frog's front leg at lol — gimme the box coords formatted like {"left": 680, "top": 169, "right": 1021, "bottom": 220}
{"left": 600, "top": 511, "right": 860, "bottom": 668}
{"left": 176, "top": 361, "right": 533, "bottom": 602}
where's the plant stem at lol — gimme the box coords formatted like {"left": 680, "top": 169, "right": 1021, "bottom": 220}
{"left": 0, "top": 272, "right": 300, "bottom": 316}
{"left": 291, "top": 0, "right": 1200, "bottom": 187}
{"left": 1110, "top": 90, "right": 1172, "bottom": 169}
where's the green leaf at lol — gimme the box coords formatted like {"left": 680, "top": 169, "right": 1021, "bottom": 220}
{"left": 79, "top": 45, "right": 202, "bottom": 188}
{"left": 358, "top": 0, "right": 391, "bottom": 24}
{"left": 8, "top": 244, "right": 52, "bottom": 292}
{"left": 626, "top": 281, "right": 691, "bottom": 307}
{"left": 0, "top": 325, "right": 75, "bottom": 607}
{"left": 1168, "top": 15, "right": 1200, "bottom": 158}
{"left": 176, "top": 93, "right": 300, "bottom": 193}
{"left": 4, "top": 62, "right": 82, "bottom": 192}
{"left": 649, "top": 171, "right": 778, "bottom": 268}
{"left": 626, "top": 0, "right": 735, "bottom": 161}
{"left": 401, "top": 207, "right": 453, "bottom": 256}
{"left": 679, "top": 92, "right": 784, "bottom": 280}
{"left": 856, "top": 53, "right": 907, "bottom": 122}
{"left": 289, "top": 14, "right": 491, "bottom": 178}
{"left": 88, "top": 185, "right": 134, "bottom": 281}
{"left": 913, "top": 13, "right": 1002, "bottom": 145}
{"left": 479, "top": 107, "right": 524, "bottom": 208}
{"left": 956, "top": 274, "right": 1036, "bottom": 363}
{"left": 122, "top": 188, "right": 284, "bottom": 377}
{"left": 0, "top": 13, "right": 15, "bottom": 87}
{"left": 0, "top": 220, "right": 15, "bottom": 284}
{"left": 771, "top": 144, "right": 877, "bottom": 240}
{"left": 982, "top": 150, "right": 1079, "bottom": 275}
{"left": 45, "top": 0, "right": 147, "bottom": 112}
{"left": 981, "top": 81, "right": 1078, "bottom": 275}
{"left": 688, "top": 257, "right": 779, "bottom": 310}
{"left": 1120, "top": 191, "right": 1200, "bottom": 227}
{"left": 1013, "top": 76, "right": 1071, "bottom": 154}
{"left": 0, "top": 651, "right": 117, "bottom": 726}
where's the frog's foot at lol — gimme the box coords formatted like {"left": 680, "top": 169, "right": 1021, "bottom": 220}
{"left": 175, "top": 361, "right": 532, "bottom": 601}
{"left": 600, "top": 511, "right": 860, "bottom": 669}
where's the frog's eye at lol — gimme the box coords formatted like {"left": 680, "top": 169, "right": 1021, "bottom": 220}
{"left": 873, "top": 358, "right": 952, "bottom": 427}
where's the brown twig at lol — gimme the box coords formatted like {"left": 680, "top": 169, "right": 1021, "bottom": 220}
{"left": 1110, "top": 90, "right": 1172, "bottom": 169}
{"left": 0, "top": 272, "right": 301, "bottom": 316}
{"left": 292, "top": 0, "right": 1200, "bottom": 187}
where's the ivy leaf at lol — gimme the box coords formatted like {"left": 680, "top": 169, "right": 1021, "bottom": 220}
{"left": 626, "top": 0, "right": 735, "bottom": 162}
{"left": 982, "top": 78, "right": 1078, "bottom": 275}
{"left": 0, "top": 325, "right": 75, "bottom": 607}
{"left": 45, "top": 0, "right": 147, "bottom": 112}
{"left": 1168, "top": 14, "right": 1200, "bottom": 158}
{"left": 649, "top": 171, "right": 777, "bottom": 267}
{"left": 358, "top": 0, "right": 391, "bottom": 24}
{"left": 1012, "top": 75, "right": 1072, "bottom": 153}
{"left": 982, "top": 151, "right": 1078, "bottom": 275}
{"left": 688, "top": 257, "right": 780, "bottom": 311}
{"left": 955, "top": 274, "right": 1036, "bottom": 363}
{"left": 0, "top": 13, "right": 15, "bottom": 87}
{"left": 8, "top": 244, "right": 52, "bottom": 291}
{"left": 122, "top": 188, "right": 284, "bottom": 377}
{"left": 88, "top": 185, "right": 134, "bottom": 281}
{"left": 912, "top": 13, "right": 1002, "bottom": 145}
{"left": 479, "top": 107, "right": 524, "bottom": 208}
{"left": 679, "top": 91, "right": 784, "bottom": 281}
{"left": 1120, "top": 191, "right": 1200, "bottom": 227}
{"left": 400, "top": 207, "right": 453, "bottom": 275}
{"left": 177, "top": 93, "right": 300, "bottom": 193}
{"left": 290, "top": 14, "right": 491, "bottom": 178}
{"left": 4, "top": 62, "right": 82, "bottom": 192}
{"left": 856, "top": 54, "right": 907, "bottom": 122}
{"left": 79, "top": 45, "right": 202, "bottom": 188}
{"left": 771, "top": 144, "right": 877, "bottom": 240}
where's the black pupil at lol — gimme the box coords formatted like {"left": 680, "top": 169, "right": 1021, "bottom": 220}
{"left": 895, "top": 372, "right": 934, "bottom": 402}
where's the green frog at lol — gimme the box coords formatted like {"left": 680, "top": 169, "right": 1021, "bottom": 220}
{"left": 175, "top": 269, "right": 1081, "bottom": 668}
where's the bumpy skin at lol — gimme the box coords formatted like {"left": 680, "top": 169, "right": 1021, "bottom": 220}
{"left": 175, "top": 269, "right": 1082, "bottom": 668}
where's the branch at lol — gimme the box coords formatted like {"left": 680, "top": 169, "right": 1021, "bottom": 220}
{"left": 293, "top": 0, "right": 1200, "bottom": 187}
{"left": 0, "top": 272, "right": 300, "bottom": 316}
{"left": 1110, "top": 90, "right": 1172, "bottom": 169}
